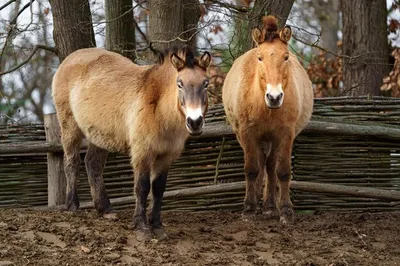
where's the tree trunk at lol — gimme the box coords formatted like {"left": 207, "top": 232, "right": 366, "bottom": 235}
{"left": 313, "top": 0, "right": 340, "bottom": 54}
{"left": 49, "top": 0, "right": 96, "bottom": 62}
{"left": 243, "top": 0, "right": 294, "bottom": 52}
{"left": 341, "top": 0, "right": 390, "bottom": 96}
{"left": 105, "top": 0, "right": 136, "bottom": 61}
{"left": 148, "top": 0, "right": 200, "bottom": 59}
{"left": 148, "top": 0, "right": 183, "bottom": 52}
{"left": 182, "top": 0, "right": 201, "bottom": 47}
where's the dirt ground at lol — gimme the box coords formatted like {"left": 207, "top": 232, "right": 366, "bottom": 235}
{"left": 0, "top": 208, "right": 399, "bottom": 266}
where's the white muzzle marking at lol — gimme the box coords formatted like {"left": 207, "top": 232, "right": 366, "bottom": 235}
{"left": 186, "top": 107, "right": 203, "bottom": 121}
{"left": 266, "top": 83, "right": 284, "bottom": 108}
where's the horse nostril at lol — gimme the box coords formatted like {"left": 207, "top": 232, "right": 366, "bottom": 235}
{"left": 187, "top": 116, "right": 204, "bottom": 130}
{"left": 266, "top": 93, "right": 283, "bottom": 102}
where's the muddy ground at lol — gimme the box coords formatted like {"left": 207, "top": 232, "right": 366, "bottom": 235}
{"left": 0, "top": 208, "right": 399, "bottom": 266}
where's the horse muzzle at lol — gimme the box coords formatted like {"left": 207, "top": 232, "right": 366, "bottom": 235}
{"left": 186, "top": 116, "right": 205, "bottom": 136}
{"left": 265, "top": 92, "right": 284, "bottom": 109}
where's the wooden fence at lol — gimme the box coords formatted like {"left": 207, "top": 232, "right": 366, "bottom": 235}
{"left": 1, "top": 96, "right": 400, "bottom": 212}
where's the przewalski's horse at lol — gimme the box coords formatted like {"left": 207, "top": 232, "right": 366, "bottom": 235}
{"left": 222, "top": 16, "right": 313, "bottom": 224}
{"left": 52, "top": 46, "right": 211, "bottom": 238}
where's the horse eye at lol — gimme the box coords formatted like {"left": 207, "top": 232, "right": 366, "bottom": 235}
{"left": 284, "top": 55, "right": 289, "bottom": 61}
{"left": 177, "top": 81, "right": 183, "bottom": 89}
{"left": 258, "top": 56, "right": 263, "bottom": 62}
{"left": 204, "top": 80, "right": 209, "bottom": 89}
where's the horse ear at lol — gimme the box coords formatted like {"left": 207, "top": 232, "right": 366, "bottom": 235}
{"left": 199, "top": 51, "right": 211, "bottom": 69}
{"left": 279, "top": 25, "right": 292, "bottom": 43}
{"left": 171, "top": 53, "right": 185, "bottom": 71}
{"left": 252, "top": 27, "right": 263, "bottom": 46}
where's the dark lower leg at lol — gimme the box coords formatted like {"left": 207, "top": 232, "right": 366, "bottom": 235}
{"left": 243, "top": 140, "right": 262, "bottom": 214}
{"left": 85, "top": 144, "right": 110, "bottom": 214}
{"left": 264, "top": 156, "right": 278, "bottom": 212}
{"left": 277, "top": 137, "right": 295, "bottom": 223}
{"left": 64, "top": 152, "right": 81, "bottom": 210}
{"left": 244, "top": 166, "right": 260, "bottom": 213}
{"left": 149, "top": 172, "right": 168, "bottom": 229}
{"left": 133, "top": 171, "right": 151, "bottom": 230}
{"left": 277, "top": 171, "right": 293, "bottom": 218}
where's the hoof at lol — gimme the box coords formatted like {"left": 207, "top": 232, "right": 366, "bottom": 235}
{"left": 279, "top": 206, "right": 294, "bottom": 225}
{"left": 241, "top": 211, "right": 256, "bottom": 222}
{"left": 63, "top": 203, "right": 79, "bottom": 212}
{"left": 134, "top": 227, "right": 152, "bottom": 242}
{"left": 263, "top": 201, "right": 279, "bottom": 219}
{"left": 152, "top": 228, "right": 168, "bottom": 240}
{"left": 263, "top": 208, "right": 280, "bottom": 220}
{"left": 103, "top": 212, "right": 118, "bottom": 221}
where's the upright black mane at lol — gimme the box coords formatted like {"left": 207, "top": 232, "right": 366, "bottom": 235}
{"left": 157, "top": 45, "right": 197, "bottom": 68}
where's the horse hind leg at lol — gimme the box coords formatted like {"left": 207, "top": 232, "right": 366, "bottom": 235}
{"left": 85, "top": 143, "right": 113, "bottom": 217}
{"left": 59, "top": 115, "right": 83, "bottom": 211}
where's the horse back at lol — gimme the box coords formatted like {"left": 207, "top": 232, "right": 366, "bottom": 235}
{"left": 52, "top": 48, "right": 150, "bottom": 153}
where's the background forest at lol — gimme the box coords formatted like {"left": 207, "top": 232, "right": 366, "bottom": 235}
{"left": 0, "top": 0, "right": 399, "bottom": 122}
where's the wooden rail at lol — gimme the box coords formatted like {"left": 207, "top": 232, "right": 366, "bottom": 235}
{"left": 35, "top": 180, "right": 400, "bottom": 211}
{"left": 2, "top": 108, "right": 400, "bottom": 209}
{"left": 2, "top": 118, "right": 400, "bottom": 155}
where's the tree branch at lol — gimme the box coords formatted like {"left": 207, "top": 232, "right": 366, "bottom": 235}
{"left": 206, "top": 0, "right": 250, "bottom": 14}
{"left": 0, "top": 45, "right": 57, "bottom": 76}
{"left": 0, "top": 0, "right": 36, "bottom": 62}
{"left": 0, "top": 0, "right": 17, "bottom": 11}
{"left": 291, "top": 34, "right": 364, "bottom": 61}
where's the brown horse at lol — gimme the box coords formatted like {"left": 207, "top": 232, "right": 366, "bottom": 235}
{"left": 52, "top": 46, "right": 211, "bottom": 238}
{"left": 222, "top": 16, "right": 313, "bottom": 224}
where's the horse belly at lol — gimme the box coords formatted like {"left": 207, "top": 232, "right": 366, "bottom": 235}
{"left": 83, "top": 125, "right": 127, "bottom": 153}
{"left": 153, "top": 131, "right": 187, "bottom": 155}
{"left": 70, "top": 89, "right": 128, "bottom": 153}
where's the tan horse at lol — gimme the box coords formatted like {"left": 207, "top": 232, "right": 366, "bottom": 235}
{"left": 222, "top": 16, "right": 313, "bottom": 224}
{"left": 52, "top": 46, "right": 211, "bottom": 238}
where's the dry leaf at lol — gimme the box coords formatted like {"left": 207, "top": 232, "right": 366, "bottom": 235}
{"left": 81, "top": 246, "right": 91, "bottom": 254}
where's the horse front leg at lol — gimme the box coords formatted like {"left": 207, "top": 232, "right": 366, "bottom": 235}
{"left": 149, "top": 153, "right": 177, "bottom": 240}
{"left": 240, "top": 133, "right": 262, "bottom": 218}
{"left": 276, "top": 131, "right": 295, "bottom": 225}
{"left": 133, "top": 163, "right": 152, "bottom": 240}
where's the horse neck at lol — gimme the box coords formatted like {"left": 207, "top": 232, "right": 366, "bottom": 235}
{"left": 154, "top": 64, "right": 185, "bottom": 127}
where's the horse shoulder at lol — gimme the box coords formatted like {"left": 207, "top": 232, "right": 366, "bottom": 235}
{"left": 288, "top": 56, "right": 314, "bottom": 134}
{"left": 223, "top": 50, "right": 258, "bottom": 129}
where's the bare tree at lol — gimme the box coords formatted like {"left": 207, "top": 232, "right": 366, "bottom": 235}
{"left": 182, "top": 0, "right": 201, "bottom": 47}
{"left": 314, "top": 0, "right": 340, "bottom": 55}
{"left": 243, "top": 0, "right": 295, "bottom": 52}
{"left": 49, "top": 0, "right": 96, "bottom": 62}
{"left": 148, "top": 0, "right": 183, "bottom": 51}
{"left": 148, "top": 0, "right": 201, "bottom": 53}
{"left": 105, "top": 0, "right": 136, "bottom": 61}
{"left": 341, "top": 0, "right": 390, "bottom": 96}
{"left": 0, "top": 1, "right": 57, "bottom": 122}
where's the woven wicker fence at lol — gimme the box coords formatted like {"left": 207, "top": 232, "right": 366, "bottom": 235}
{"left": 1, "top": 96, "right": 400, "bottom": 212}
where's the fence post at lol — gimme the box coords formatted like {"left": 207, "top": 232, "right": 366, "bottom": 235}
{"left": 44, "top": 113, "right": 66, "bottom": 207}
